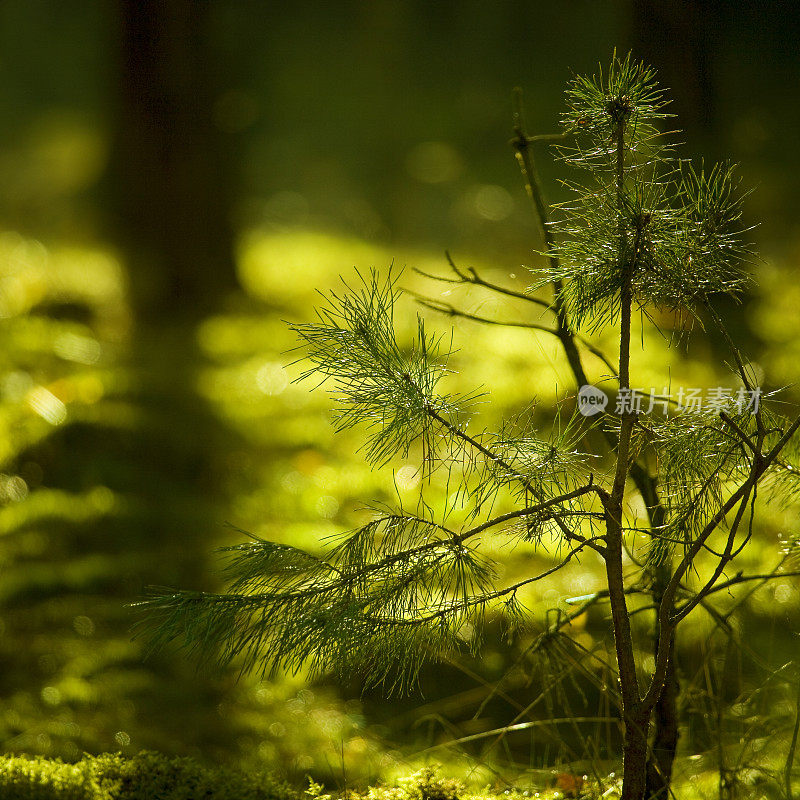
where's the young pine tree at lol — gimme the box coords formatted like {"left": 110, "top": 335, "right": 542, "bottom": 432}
{"left": 138, "top": 55, "right": 800, "bottom": 800}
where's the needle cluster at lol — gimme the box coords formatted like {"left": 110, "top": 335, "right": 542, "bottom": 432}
{"left": 548, "top": 54, "right": 749, "bottom": 329}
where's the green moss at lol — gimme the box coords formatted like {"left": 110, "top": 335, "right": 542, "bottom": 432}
{"left": 347, "top": 767, "right": 606, "bottom": 800}
{"left": 0, "top": 750, "right": 299, "bottom": 800}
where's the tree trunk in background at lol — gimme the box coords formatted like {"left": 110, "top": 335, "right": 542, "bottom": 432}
{"left": 113, "top": 0, "right": 238, "bottom": 318}
{"left": 629, "top": 0, "right": 721, "bottom": 139}
{"left": 99, "top": 0, "right": 246, "bottom": 758}
{"left": 629, "top": 12, "right": 752, "bottom": 796}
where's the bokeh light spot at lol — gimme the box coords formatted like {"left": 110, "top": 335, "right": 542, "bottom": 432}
{"left": 256, "top": 362, "right": 289, "bottom": 395}
{"left": 0, "top": 474, "right": 28, "bottom": 502}
{"left": 27, "top": 386, "right": 67, "bottom": 425}
{"left": 395, "top": 464, "right": 420, "bottom": 491}
{"left": 316, "top": 495, "right": 339, "bottom": 519}
{"left": 73, "top": 616, "right": 95, "bottom": 637}
{"left": 114, "top": 731, "right": 131, "bottom": 747}
{"left": 406, "top": 141, "right": 463, "bottom": 184}
{"left": 41, "top": 686, "right": 61, "bottom": 706}
{"left": 473, "top": 184, "right": 515, "bottom": 221}
{"left": 54, "top": 332, "right": 102, "bottom": 364}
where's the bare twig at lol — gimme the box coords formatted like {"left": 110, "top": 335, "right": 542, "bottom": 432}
{"left": 413, "top": 293, "right": 619, "bottom": 374}
{"left": 420, "top": 251, "right": 553, "bottom": 310}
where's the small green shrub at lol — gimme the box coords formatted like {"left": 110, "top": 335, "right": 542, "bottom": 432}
{"left": 394, "top": 767, "right": 463, "bottom": 800}
{"left": 0, "top": 750, "right": 299, "bottom": 800}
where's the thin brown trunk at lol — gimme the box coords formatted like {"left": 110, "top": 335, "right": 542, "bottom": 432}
{"left": 646, "top": 634, "right": 679, "bottom": 799}
{"left": 622, "top": 707, "right": 652, "bottom": 800}
{"left": 608, "top": 109, "right": 650, "bottom": 800}
{"left": 645, "top": 502, "right": 679, "bottom": 800}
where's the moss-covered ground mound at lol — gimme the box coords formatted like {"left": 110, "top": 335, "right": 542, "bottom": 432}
{"left": 0, "top": 750, "right": 299, "bottom": 800}
{"left": 0, "top": 754, "right": 611, "bottom": 800}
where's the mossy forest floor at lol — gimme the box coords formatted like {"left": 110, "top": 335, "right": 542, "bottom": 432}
{"left": 0, "top": 229, "right": 797, "bottom": 799}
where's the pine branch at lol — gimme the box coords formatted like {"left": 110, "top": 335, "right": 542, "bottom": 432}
{"left": 369, "top": 536, "right": 601, "bottom": 626}
{"left": 645, "top": 411, "right": 800, "bottom": 711}
{"left": 421, "top": 394, "right": 603, "bottom": 550}
{"left": 690, "top": 568, "right": 800, "bottom": 600}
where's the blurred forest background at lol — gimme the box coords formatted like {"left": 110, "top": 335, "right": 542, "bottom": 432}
{"left": 0, "top": 0, "right": 799, "bottom": 794}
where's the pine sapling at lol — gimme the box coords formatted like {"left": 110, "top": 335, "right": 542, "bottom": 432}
{"left": 136, "top": 54, "right": 800, "bottom": 800}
